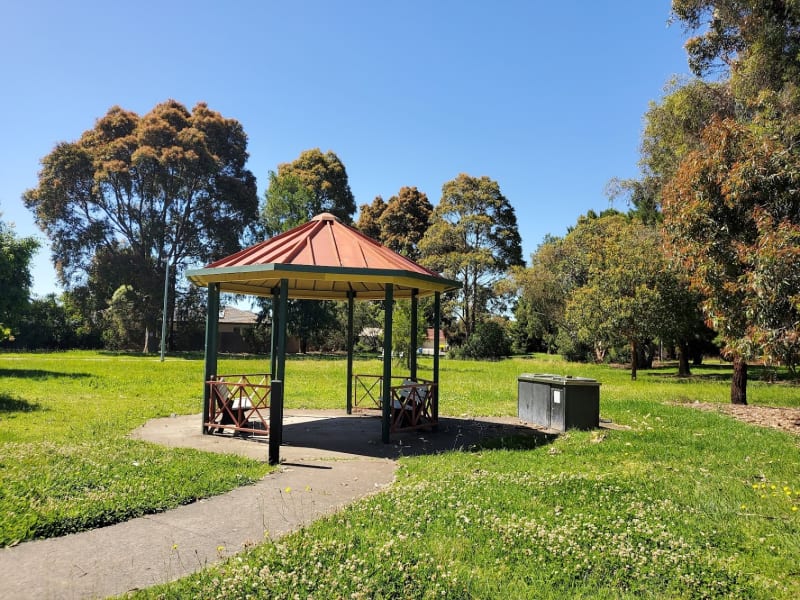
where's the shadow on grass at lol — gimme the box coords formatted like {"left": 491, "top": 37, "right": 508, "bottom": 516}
{"left": 474, "top": 432, "right": 558, "bottom": 451}
{"left": 0, "top": 368, "right": 91, "bottom": 380}
{"left": 0, "top": 392, "right": 41, "bottom": 413}
{"left": 646, "top": 363, "right": 799, "bottom": 384}
{"left": 96, "top": 351, "right": 385, "bottom": 362}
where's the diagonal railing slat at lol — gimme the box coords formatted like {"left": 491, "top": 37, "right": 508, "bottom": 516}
{"left": 206, "top": 373, "right": 271, "bottom": 436}
{"left": 353, "top": 374, "right": 437, "bottom": 433}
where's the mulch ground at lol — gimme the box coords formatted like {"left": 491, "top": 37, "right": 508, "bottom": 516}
{"left": 686, "top": 402, "right": 800, "bottom": 436}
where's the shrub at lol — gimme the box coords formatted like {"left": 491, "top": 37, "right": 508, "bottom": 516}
{"left": 461, "top": 320, "right": 511, "bottom": 360}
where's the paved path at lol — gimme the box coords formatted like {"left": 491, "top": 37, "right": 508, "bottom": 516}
{"left": 0, "top": 411, "right": 539, "bottom": 599}
{"left": 0, "top": 413, "right": 399, "bottom": 600}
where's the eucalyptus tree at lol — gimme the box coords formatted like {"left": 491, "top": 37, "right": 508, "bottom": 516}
{"left": 419, "top": 174, "right": 524, "bottom": 337}
{"left": 661, "top": 0, "right": 800, "bottom": 402}
{"left": 378, "top": 186, "right": 433, "bottom": 260}
{"left": 262, "top": 148, "right": 356, "bottom": 236}
{"left": 563, "top": 214, "right": 677, "bottom": 380}
{"left": 261, "top": 148, "right": 356, "bottom": 352}
{"left": 354, "top": 187, "right": 433, "bottom": 365}
{"left": 24, "top": 100, "right": 258, "bottom": 351}
{"left": 355, "top": 196, "right": 387, "bottom": 241}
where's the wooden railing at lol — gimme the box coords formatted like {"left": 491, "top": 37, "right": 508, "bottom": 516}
{"left": 353, "top": 374, "right": 437, "bottom": 432}
{"left": 206, "top": 373, "right": 270, "bottom": 436}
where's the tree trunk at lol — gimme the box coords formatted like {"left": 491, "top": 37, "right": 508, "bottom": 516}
{"left": 731, "top": 357, "right": 747, "bottom": 405}
{"left": 594, "top": 341, "right": 606, "bottom": 363}
{"left": 462, "top": 284, "right": 471, "bottom": 338}
{"left": 642, "top": 342, "right": 655, "bottom": 368}
{"left": 678, "top": 341, "right": 691, "bottom": 376}
{"left": 631, "top": 340, "right": 638, "bottom": 381}
{"left": 142, "top": 325, "right": 156, "bottom": 353}
{"left": 168, "top": 269, "right": 177, "bottom": 352}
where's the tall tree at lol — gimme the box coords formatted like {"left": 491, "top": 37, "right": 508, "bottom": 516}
{"left": 661, "top": 1, "right": 800, "bottom": 402}
{"left": 0, "top": 217, "right": 39, "bottom": 341}
{"left": 563, "top": 214, "right": 677, "bottom": 380}
{"left": 357, "top": 187, "right": 432, "bottom": 363}
{"left": 419, "top": 174, "right": 524, "bottom": 336}
{"left": 23, "top": 100, "right": 258, "bottom": 351}
{"left": 663, "top": 115, "right": 800, "bottom": 401}
{"left": 261, "top": 149, "right": 356, "bottom": 351}
{"left": 263, "top": 148, "right": 356, "bottom": 236}
{"left": 509, "top": 237, "right": 571, "bottom": 354}
{"left": 672, "top": 0, "right": 800, "bottom": 98}
{"left": 355, "top": 196, "right": 386, "bottom": 241}
{"left": 378, "top": 186, "right": 433, "bottom": 260}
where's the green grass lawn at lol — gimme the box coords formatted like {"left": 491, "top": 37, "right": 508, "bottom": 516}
{"left": 0, "top": 351, "right": 275, "bottom": 546}
{"left": 2, "top": 351, "right": 800, "bottom": 597}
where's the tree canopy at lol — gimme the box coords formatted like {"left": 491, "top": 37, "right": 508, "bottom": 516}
{"left": 261, "top": 149, "right": 357, "bottom": 351}
{"left": 0, "top": 217, "right": 39, "bottom": 341}
{"left": 563, "top": 214, "right": 675, "bottom": 380}
{"left": 663, "top": 114, "right": 800, "bottom": 390}
{"left": 355, "top": 196, "right": 386, "bottom": 241}
{"left": 655, "top": 1, "right": 800, "bottom": 401}
{"left": 419, "top": 174, "right": 524, "bottom": 336}
{"left": 356, "top": 187, "right": 433, "bottom": 260}
{"left": 672, "top": 0, "right": 800, "bottom": 97}
{"left": 511, "top": 209, "right": 708, "bottom": 376}
{"left": 23, "top": 100, "right": 258, "bottom": 351}
{"left": 378, "top": 186, "right": 433, "bottom": 260}
{"left": 263, "top": 148, "right": 356, "bottom": 236}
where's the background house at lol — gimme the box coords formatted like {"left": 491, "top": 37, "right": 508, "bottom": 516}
{"left": 421, "top": 328, "right": 448, "bottom": 356}
{"left": 218, "top": 306, "right": 259, "bottom": 353}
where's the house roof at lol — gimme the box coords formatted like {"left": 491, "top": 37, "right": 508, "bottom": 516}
{"left": 187, "top": 213, "right": 460, "bottom": 300}
{"left": 218, "top": 306, "right": 258, "bottom": 325}
{"left": 425, "top": 328, "right": 447, "bottom": 342}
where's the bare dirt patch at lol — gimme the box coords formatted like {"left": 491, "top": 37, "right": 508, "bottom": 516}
{"left": 686, "top": 402, "right": 800, "bottom": 436}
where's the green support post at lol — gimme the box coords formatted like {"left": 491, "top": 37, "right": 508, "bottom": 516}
{"left": 202, "top": 283, "right": 220, "bottom": 434}
{"left": 270, "top": 287, "right": 279, "bottom": 379}
{"left": 346, "top": 291, "right": 355, "bottom": 414}
{"left": 273, "top": 279, "right": 289, "bottom": 453}
{"left": 276, "top": 280, "right": 288, "bottom": 382}
{"left": 382, "top": 283, "right": 394, "bottom": 443}
{"left": 410, "top": 289, "right": 418, "bottom": 381}
{"left": 433, "top": 291, "right": 441, "bottom": 426}
{"left": 269, "top": 380, "right": 283, "bottom": 465}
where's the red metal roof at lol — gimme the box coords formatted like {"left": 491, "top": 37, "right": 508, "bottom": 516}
{"left": 188, "top": 213, "right": 460, "bottom": 300}
{"left": 207, "top": 213, "right": 439, "bottom": 275}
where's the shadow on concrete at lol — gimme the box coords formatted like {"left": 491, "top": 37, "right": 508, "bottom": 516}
{"left": 132, "top": 410, "right": 559, "bottom": 464}
{"left": 241, "top": 411, "right": 557, "bottom": 461}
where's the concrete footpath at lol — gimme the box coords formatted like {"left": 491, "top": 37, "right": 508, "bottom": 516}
{"left": 0, "top": 410, "right": 539, "bottom": 599}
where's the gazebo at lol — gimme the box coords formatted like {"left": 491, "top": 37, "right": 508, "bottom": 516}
{"left": 186, "top": 213, "right": 460, "bottom": 464}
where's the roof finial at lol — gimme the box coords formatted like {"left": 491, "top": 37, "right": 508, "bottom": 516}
{"left": 311, "top": 212, "right": 340, "bottom": 222}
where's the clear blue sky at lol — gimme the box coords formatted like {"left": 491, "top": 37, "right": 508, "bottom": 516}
{"left": 0, "top": 1, "right": 691, "bottom": 297}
